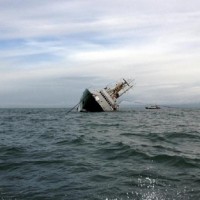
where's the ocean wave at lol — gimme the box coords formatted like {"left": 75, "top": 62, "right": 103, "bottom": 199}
{"left": 151, "top": 154, "right": 199, "bottom": 168}
{"left": 1, "top": 108, "right": 200, "bottom": 199}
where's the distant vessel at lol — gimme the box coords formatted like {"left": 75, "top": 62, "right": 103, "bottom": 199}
{"left": 145, "top": 105, "right": 161, "bottom": 109}
{"left": 78, "top": 79, "right": 134, "bottom": 112}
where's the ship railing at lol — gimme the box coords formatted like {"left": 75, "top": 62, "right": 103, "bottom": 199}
{"left": 100, "top": 90, "right": 115, "bottom": 110}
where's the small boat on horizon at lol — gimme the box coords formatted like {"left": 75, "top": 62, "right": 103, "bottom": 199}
{"left": 78, "top": 79, "right": 134, "bottom": 112}
{"left": 145, "top": 105, "right": 161, "bottom": 109}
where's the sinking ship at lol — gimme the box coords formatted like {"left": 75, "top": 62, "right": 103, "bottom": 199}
{"left": 78, "top": 79, "right": 134, "bottom": 112}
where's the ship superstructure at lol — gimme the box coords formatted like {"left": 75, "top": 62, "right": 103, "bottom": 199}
{"left": 78, "top": 79, "right": 134, "bottom": 112}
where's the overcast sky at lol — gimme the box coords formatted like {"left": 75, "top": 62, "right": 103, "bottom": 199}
{"left": 0, "top": 0, "right": 200, "bottom": 107}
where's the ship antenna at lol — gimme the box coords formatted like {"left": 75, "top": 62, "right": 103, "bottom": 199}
{"left": 123, "top": 78, "right": 130, "bottom": 86}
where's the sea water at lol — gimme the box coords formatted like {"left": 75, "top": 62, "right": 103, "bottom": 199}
{"left": 0, "top": 108, "right": 200, "bottom": 200}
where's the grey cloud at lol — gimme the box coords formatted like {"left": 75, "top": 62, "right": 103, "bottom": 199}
{"left": 0, "top": 0, "right": 200, "bottom": 107}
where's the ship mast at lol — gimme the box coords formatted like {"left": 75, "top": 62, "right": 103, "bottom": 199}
{"left": 106, "top": 79, "right": 134, "bottom": 99}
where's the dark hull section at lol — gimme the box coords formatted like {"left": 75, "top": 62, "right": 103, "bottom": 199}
{"left": 79, "top": 89, "right": 104, "bottom": 112}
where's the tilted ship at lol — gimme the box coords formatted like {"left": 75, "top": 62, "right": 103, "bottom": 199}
{"left": 78, "top": 79, "right": 134, "bottom": 112}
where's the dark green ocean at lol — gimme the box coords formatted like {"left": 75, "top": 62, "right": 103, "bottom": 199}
{"left": 0, "top": 108, "right": 200, "bottom": 200}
